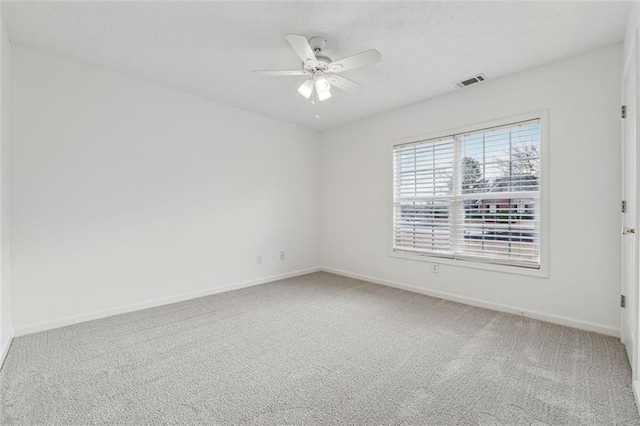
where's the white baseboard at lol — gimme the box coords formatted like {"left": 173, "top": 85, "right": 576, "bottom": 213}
{"left": 12, "top": 265, "right": 620, "bottom": 339}
{"left": 14, "top": 267, "right": 321, "bottom": 337}
{"left": 634, "top": 380, "right": 640, "bottom": 416}
{"left": 0, "top": 328, "right": 14, "bottom": 370}
{"left": 321, "top": 267, "right": 620, "bottom": 338}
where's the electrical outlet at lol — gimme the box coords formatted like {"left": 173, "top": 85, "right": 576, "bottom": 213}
{"left": 431, "top": 263, "right": 439, "bottom": 273}
{"left": 280, "top": 251, "right": 286, "bottom": 260}
{"left": 257, "top": 255, "right": 263, "bottom": 264}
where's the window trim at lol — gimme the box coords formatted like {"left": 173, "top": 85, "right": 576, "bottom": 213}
{"left": 387, "top": 110, "right": 549, "bottom": 278}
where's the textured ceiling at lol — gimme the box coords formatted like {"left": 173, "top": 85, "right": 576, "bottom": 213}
{"left": 1, "top": 1, "right": 630, "bottom": 131}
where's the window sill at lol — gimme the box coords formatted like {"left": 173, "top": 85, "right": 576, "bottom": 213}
{"left": 389, "top": 250, "right": 548, "bottom": 278}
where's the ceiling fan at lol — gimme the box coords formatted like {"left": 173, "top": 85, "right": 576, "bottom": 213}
{"left": 252, "top": 34, "right": 381, "bottom": 103}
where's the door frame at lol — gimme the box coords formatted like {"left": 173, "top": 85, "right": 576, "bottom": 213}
{"left": 622, "top": 28, "right": 640, "bottom": 403}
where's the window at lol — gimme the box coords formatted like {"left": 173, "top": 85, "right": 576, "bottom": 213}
{"left": 392, "top": 118, "right": 542, "bottom": 270}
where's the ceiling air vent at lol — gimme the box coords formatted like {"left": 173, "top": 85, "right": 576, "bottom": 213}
{"left": 455, "top": 74, "right": 487, "bottom": 89}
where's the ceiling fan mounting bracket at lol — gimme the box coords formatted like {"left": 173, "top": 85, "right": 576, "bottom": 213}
{"left": 308, "top": 36, "right": 326, "bottom": 54}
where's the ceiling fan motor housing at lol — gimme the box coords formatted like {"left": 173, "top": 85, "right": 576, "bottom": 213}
{"left": 303, "top": 36, "right": 332, "bottom": 72}
{"left": 315, "top": 55, "right": 332, "bottom": 68}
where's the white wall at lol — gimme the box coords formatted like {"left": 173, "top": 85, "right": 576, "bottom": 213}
{"left": 11, "top": 46, "right": 320, "bottom": 332}
{"left": 625, "top": 1, "right": 638, "bottom": 62}
{"left": 321, "top": 44, "right": 622, "bottom": 334}
{"left": 7, "top": 42, "right": 626, "bottom": 337}
{"left": 0, "top": 11, "right": 12, "bottom": 362}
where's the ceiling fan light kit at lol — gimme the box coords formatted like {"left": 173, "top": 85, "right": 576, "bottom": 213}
{"left": 315, "top": 75, "right": 331, "bottom": 92}
{"left": 297, "top": 79, "right": 315, "bottom": 98}
{"left": 317, "top": 86, "right": 331, "bottom": 101}
{"left": 252, "top": 34, "right": 381, "bottom": 104}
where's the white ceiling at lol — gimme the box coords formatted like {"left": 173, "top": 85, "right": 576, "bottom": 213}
{"left": 2, "top": 1, "right": 630, "bottom": 131}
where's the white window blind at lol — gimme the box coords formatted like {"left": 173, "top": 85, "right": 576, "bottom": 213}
{"left": 392, "top": 119, "right": 541, "bottom": 269}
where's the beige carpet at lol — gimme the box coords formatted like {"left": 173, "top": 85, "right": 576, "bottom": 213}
{"left": 1, "top": 272, "right": 638, "bottom": 425}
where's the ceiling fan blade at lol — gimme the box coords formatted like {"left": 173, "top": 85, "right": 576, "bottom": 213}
{"left": 328, "top": 49, "right": 382, "bottom": 73}
{"left": 251, "top": 70, "right": 310, "bottom": 76}
{"left": 285, "top": 34, "right": 318, "bottom": 68}
{"left": 327, "top": 75, "right": 364, "bottom": 93}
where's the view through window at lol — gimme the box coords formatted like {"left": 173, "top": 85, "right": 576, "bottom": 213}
{"left": 392, "top": 118, "right": 541, "bottom": 269}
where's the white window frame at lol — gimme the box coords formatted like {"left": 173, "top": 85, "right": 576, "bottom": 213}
{"left": 388, "top": 110, "right": 549, "bottom": 278}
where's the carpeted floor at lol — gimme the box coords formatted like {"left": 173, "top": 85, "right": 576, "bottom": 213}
{"left": 1, "top": 272, "right": 638, "bottom": 425}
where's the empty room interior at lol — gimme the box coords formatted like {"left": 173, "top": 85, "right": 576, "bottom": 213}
{"left": 2, "top": 0, "right": 640, "bottom": 424}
